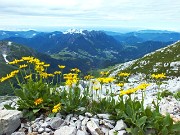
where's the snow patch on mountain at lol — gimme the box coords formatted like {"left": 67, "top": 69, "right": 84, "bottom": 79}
{"left": 2, "top": 53, "right": 9, "bottom": 63}
{"left": 63, "top": 29, "right": 85, "bottom": 35}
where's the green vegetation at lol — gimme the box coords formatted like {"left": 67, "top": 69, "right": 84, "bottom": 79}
{"left": 1, "top": 56, "right": 180, "bottom": 135}
{"left": 108, "top": 42, "right": 180, "bottom": 77}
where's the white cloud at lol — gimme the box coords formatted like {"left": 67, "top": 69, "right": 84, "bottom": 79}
{"left": 0, "top": 0, "right": 180, "bottom": 31}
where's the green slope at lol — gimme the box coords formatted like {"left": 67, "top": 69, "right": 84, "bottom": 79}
{"left": 109, "top": 41, "right": 180, "bottom": 77}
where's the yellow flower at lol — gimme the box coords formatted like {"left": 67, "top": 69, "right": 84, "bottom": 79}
{"left": 118, "top": 72, "right": 130, "bottom": 77}
{"left": 151, "top": 73, "right": 166, "bottom": 79}
{"left": 117, "top": 83, "right": 124, "bottom": 87}
{"left": 34, "top": 98, "right": 43, "bottom": 106}
{"left": 120, "top": 88, "right": 135, "bottom": 96}
{"left": 100, "top": 71, "right": 109, "bottom": 76}
{"left": 43, "top": 64, "right": 50, "bottom": 67}
{"left": 24, "top": 74, "right": 32, "bottom": 79}
{"left": 19, "top": 64, "right": 28, "bottom": 69}
{"left": 58, "top": 65, "right": 66, "bottom": 69}
{"left": 93, "top": 86, "right": 100, "bottom": 91}
{"left": 52, "top": 103, "right": 61, "bottom": 113}
{"left": 136, "top": 83, "right": 150, "bottom": 90}
{"left": 84, "top": 75, "right": 94, "bottom": 80}
{"left": 71, "top": 68, "right": 81, "bottom": 73}
{"left": 64, "top": 73, "right": 78, "bottom": 86}
{"left": 54, "top": 71, "right": 61, "bottom": 75}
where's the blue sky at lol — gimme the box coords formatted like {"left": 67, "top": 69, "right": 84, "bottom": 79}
{"left": 0, "top": 0, "right": 180, "bottom": 32}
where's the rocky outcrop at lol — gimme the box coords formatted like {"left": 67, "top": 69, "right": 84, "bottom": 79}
{"left": 0, "top": 110, "right": 22, "bottom": 135}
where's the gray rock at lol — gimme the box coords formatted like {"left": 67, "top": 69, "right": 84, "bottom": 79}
{"left": 86, "top": 120, "right": 100, "bottom": 135}
{"left": 113, "top": 120, "right": 127, "bottom": 131}
{"left": 79, "top": 115, "right": 85, "bottom": 121}
{"left": 97, "top": 114, "right": 111, "bottom": 120}
{"left": 104, "top": 122, "right": 114, "bottom": 129}
{"left": 54, "top": 126, "right": 77, "bottom": 135}
{"left": 38, "top": 127, "right": 44, "bottom": 134}
{"left": 45, "top": 127, "right": 51, "bottom": 133}
{"left": 117, "top": 130, "right": 127, "bottom": 135}
{"left": 75, "top": 120, "right": 82, "bottom": 129}
{"left": 109, "top": 129, "right": 117, "bottom": 135}
{"left": 77, "top": 130, "right": 87, "bottom": 135}
{"left": 90, "top": 118, "right": 99, "bottom": 125}
{"left": 28, "top": 127, "right": 32, "bottom": 133}
{"left": 11, "top": 132, "right": 26, "bottom": 135}
{"left": 41, "top": 122, "right": 48, "bottom": 128}
{"left": 85, "top": 112, "right": 93, "bottom": 117}
{"left": 100, "top": 126, "right": 110, "bottom": 134}
{"left": 50, "top": 117, "right": 64, "bottom": 129}
{"left": 82, "top": 117, "right": 89, "bottom": 126}
{"left": 0, "top": 110, "right": 22, "bottom": 135}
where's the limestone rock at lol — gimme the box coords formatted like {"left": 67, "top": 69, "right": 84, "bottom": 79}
{"left": 97, "top": 114, "right": 111, "bottom": 120}
{"left": 113, "top": 119, "right": 127, "bottom": 131}
{"left": 49, "top": 117, "right": 64, "bottom": 129}
{"left": 54, "top": 126, "right": 77, "bottom": 135}
{"left": 0, "top": 110, "right": 22, "bottom": 135}
{"left": 87, "top": 120, "right": 101, "bottom": 135}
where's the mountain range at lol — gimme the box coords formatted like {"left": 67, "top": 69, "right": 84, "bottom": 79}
{"left": 1, "top": 29, "right": 178, "bottom": 70}
{"left": 0, "top": 29, "right": 180, "bottom": 95}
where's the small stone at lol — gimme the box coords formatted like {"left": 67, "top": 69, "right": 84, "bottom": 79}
{"left": 45, "top": 117, "right": 52, "bottom": 122}
{"left": 104, "top": 122, "right": 114, "bottom": 129}
{"left": 77, "top": 130, "right": 87, "bottom": 135}
{"left": 32, "top": 127, "right": 38, "bottom": 132}
{"left": 45, "top": 127, "right": 51, "bottom": 133}
{"left": 109, "top": 129, "right": 117, "bottom": 135}
{"left": 41, "top": 122, "right": 48, "bottom": 128}
{"left": 50, "top": 117, "right": 64, "bottom": 129}
{"left": 90, "top": 118, "right": 99, "bottom": 125}
{"left": 113, "top": 120, "right": 127, "bottom": 131}
{"left": 56, "top": 113, "right": 62, "bottom": 118}
{"left": 97, "top": 114, "right": 111, "bottom": 120}
{"left": 82, "top": 117, "right": 89, "bottom": 126}
{"left": 54, "top": 126, "right": 77, "bottom": 135}
{"left": 28, "top": 127, "right": 33, "bottom": 133}
{"left": 85, "top": 112, "right": 93, "bottom": 117}
{"left": 87, "top": 120, "right": 100, "bottom": 135}
{"left": 38, "top": 127, "right": 44, "bottom": 134}
{"left": 75, "top": 120, "right": 82, "bottom": 129}
{"left": 79, "top": 115, "right": 85, "bottom": 121}
{"left": 11, "top": 132, "right": 26, "bottom": 135}
{"left": 101, "top": 126, "right": 110, "bottom": 134}
{"left": 117, "top": 130, "right": 127, "bottom": 135}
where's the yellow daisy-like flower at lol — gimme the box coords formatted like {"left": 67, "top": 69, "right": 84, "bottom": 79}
{"left": 54, "top": 71, "right": 61, "bottom": 75}
{"left": 84, "top": 75, "right": 94, "bottom": 80}
{"left": 118, "top": 72, "right": 130, "bottom": 77}
{"left": 136, "top": 83, "right": 150, "bottom": 90}
{"left": 71, "top": 68, "right": 81, "bottom": 73}
{"left": 24, "top": 74, "right": 32, "bottom": 79}
{"left": 34, "top": 98, "right": 43, "bottom": 106}
{"left": 19, "top": 64, "right": 28, "bottom": 69}
{"left": 52, "top": 103, "right": 61, "bottom": 113}
{"left": 117, "top": 83, "right": 124, "bottom": 87}
{"left": 43, "top": 64, "right": 50, "bottom": 67}
{"left": 151, "top": 73, "right": 166, "bottom": 79}
{"left": 58, "top": 65, "right": 66, "bottom": 69}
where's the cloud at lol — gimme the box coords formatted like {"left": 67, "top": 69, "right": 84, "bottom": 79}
{"left": 0, "top": 0, "right": 180, "bottom": 31}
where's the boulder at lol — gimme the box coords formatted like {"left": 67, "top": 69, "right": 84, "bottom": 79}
{"left": 0, "top": 110, "right": 22, "bottom": 135}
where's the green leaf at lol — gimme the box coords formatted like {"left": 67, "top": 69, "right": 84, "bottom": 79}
{"left": 14, "top": 89, "right": 26, "bottom": 99}
{"left": 171, "top": 122, "right": 180, "bottom": 132}
{"left": 33, "top": 109, "right": 40, "bottom": 114}
{"left": 161, "top": 127, "right": 168, "bottom": 135}
{"left": 136, "top": 116, "right": 147, "bottom": 127}
{"left": 126, "top": 104, "right": 133, "bottom": 117}
{"left": 4, "top": 104, "right": 16, "bottom": 110}
{"left": 163, "top": 114, "right": 173, "bottom": 127}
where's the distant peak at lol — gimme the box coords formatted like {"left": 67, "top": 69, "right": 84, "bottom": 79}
{"left": 63, "top": 29, "right": 85, "bottom": 35}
